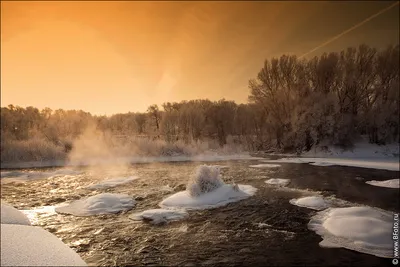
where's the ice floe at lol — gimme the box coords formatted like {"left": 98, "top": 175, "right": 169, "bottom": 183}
{"left": 249, "top": 164, "right": 281, "bottom": 168}
{"left": 130, "top": 209, "right": 188, "bottom": 225}
{"left": 308, "top": 206, "right": 394, "bottom": 258}
{"left": 265, "top": 178, "right": 290, "bottom": 186}
{"left": 365, "top": 179, "right": 399, "bottom": 188}
{"left": 289, "top": 196, "right": 330, "bottom": 210}
{"left": 159, "top": 165, "right": 257, "bottom": 210}
{"left": 86, "top": 176, "right": 138, "bottom": 189}
{"left": 55, "top": 193, "right": 136, "bottom": 216}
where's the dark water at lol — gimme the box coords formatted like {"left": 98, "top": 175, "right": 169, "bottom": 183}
{"left": 1, "top": 160, "right": 399, "bottom": 266}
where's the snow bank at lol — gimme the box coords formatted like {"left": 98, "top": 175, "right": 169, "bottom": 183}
{"left": 130, "top": 209, "right": 188, "bottom": 225}
{"left": 265, "top": 178, "right": 290, "bottom": 186}
{"left": 303, "top": 141, "right": 399, "bottom": 159}
{"left": 87, "top": 176, "right": 138, "bottom": 189}
{"left": 365, "top": 179, "right": 399, "bottom": 188}
{"left": 309, "top": 162, "right": 336, "bottom": 167}
{"left": 249, "top": 164, "right": 281, "bottom": 168}
{"left": 262, "top": 157, "right": 399, "bottom": 171}
{"left": 1, "top": 224, "right": 87, "bottom": 266}
{"left": 1, "top": 202, "right": 31, "bottom": 225}
{"left": 55, "top": 193, "right": 136, "bottom": 216}
{"left": 290, "top": 196, "right": 330, "bottom": 210}
{"left": 308, "top": 206, "right": 394, "bottom": 258}
{"left": 160, "top": 165, "right": 257, "bottom": 210}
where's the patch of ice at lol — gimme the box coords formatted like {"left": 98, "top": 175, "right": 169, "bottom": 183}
{"left": 130, "top": 209, "right": 188, "bottom": 225}
{"left": 55, "top": 193, "right": 136, "bottom": 216}
{"left": 308, "top": 206, "right": 394, "bottom": 258}
{"left": 265, "top": 178, "right": 290, "bottom": 186}
{"left": 249, "top": 164, "right": 281, "bottom": 168}
{"left": 0, "top": 168, "right": 82, "bottom": 183}
{"left": 86, "top": 176, "right": 138, "bottom": 189}
{"left": 290, "top": 196, "right": 330, "bottom": 210}
{"left": 1, "top": 224, "right": 87, "bottom": 266}
{"left": 1, "top": 202, "right": 31, "bottom": 225}
{"left": 365, "top": 179, "right": 399, "bottom": 188}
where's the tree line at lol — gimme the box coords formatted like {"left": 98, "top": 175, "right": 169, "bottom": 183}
{"left": 1, "top": 44, "right": 398, "bottom": 161}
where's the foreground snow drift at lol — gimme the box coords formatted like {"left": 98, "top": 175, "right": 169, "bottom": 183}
{"left": 365, "top": 179, "right": 399, "bottom": 188}
{"left": 1, "top": 224, "right": 87, "bottom": 266}
{"left": 265, "top": 178, "right": 290, "bottom": 186}
{"left": 308, "top": 206, "right": 394, "bottom": 258}
{"left": 290, "top": 196, "right": 330, "bottom": 210}
{"left": 130, "top": 209, "right": 188, "bottom": 225}
{"left": 87, "top": 176, "right": 138, "bottom": 189}
{"left": 261, "top": 157, "right": 399, "bottom": 171}
{"left": 55, "top": 193, "right": 136, "bottom": 216}
{"left": 160, "top": 165, "right": 257, "bottom": 210}
{"left": 1, "top": 202, "right": 31, "bottom": 225}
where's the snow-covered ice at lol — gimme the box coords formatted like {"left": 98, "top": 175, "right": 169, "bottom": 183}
{"left": 130, "top": 209, "right": 188, "bottom": 225}
{"left": 365, "top": 179, "right": 399, "bottom": 188}
{"left": 55, "top": 193, "right": 136, "bottom": 216}
{"left": 308, "top": 206, "right": 394, "bottom": 258}
{"left": 309, "top": 162, "right": 336, "bottom": 167}
{"left": 1, "top": 202, "right": 31, "bottom": 225}
{"left": 265, "top": 178, "right": 290, "bottom": 186}
{"left": 262, "top": 157, "right": 399, "bottom": 171}
{"left": 289, "top": 196, "right": 330, "bottom": 210}
{"left": 159, "top": 165, "right": 257, "bottom": 210}
{"left": 87, "top": 176, "right": 138, "bottom": 189}
{"left": 1, "top": 224, "right": 87, "bottom": 266}
{"left": 249, "top": 164, "right": 281, "bottom": 168}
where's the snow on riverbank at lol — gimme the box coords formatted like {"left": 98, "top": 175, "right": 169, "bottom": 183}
{"left": 365, "top": 179, "right": 399, "bottom": 188}
{"left": 55, "top": 193, "right": 136, "bottom": 216}
{"left": 308, "top": 206, "right": 394, "bottom": 258}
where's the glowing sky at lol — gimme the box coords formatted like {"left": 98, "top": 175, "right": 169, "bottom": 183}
{"left": 1, "top": 1, "right": 399, "bottom": 115}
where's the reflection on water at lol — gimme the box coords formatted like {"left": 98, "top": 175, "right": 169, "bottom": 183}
{"left": 1, "top": 160, "right": 398, "bottom": 266}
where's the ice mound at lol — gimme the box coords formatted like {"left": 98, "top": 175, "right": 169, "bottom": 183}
{"left": 308, "top": 206, "right": 394, "bottom": 258}
{"left": 87, "top": 176, "right": 138, "bottom": 189}
{"left": 265, "top": 178, "right": 290, "bottom": 186}
{"left": 289, "top": 196, "right": 330, "bottom": 210}
{"left": 1, "top": 224, "right": 87, "bottom": 266}
{"left": 55, "top": 193, "right": 135, "bottom": 216}
{"left": 249, "top": 164, "right": 281, "bottom": 168}
{"left": 365, "top": 179, "right": 399, "bottom": 188}
{"left": 1, "top": 202, "right": 31, "bottom": 225}
{"left": 130, "top": 209, "right": 188, "bottom": 225}
{"left": 160, "top": 165, "right": 257, "bottom": 210}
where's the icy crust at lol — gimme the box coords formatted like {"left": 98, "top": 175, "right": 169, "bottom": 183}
{"left": 289, "top": 196, "right": 330, "bottom": 210}
{"left": 1, "top": 202, "right": 31, "bottom": 225}
{"left": 308, "top": 206, "right": 394, "bottom": 258}
{"left": 87, "top": 176, "right": 138, "bottom": 189}
{"left": 365, "top": 179, "right": 399, "bottom": 188}
{"left": 265, "top": 178, "right": 290, "bottom": 186}
{"left": 1, "top": 224, "right": 87, "bottom": 266}
{"left": 130, "top": 209, "right": 188, "bottom": 225}
{"left": 55, "top": 193, "right": 136, "bottom": 216}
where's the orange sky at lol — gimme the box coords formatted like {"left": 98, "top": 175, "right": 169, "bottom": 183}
{"left": 1, "top": 1, "right": 399, "bottom": 115}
